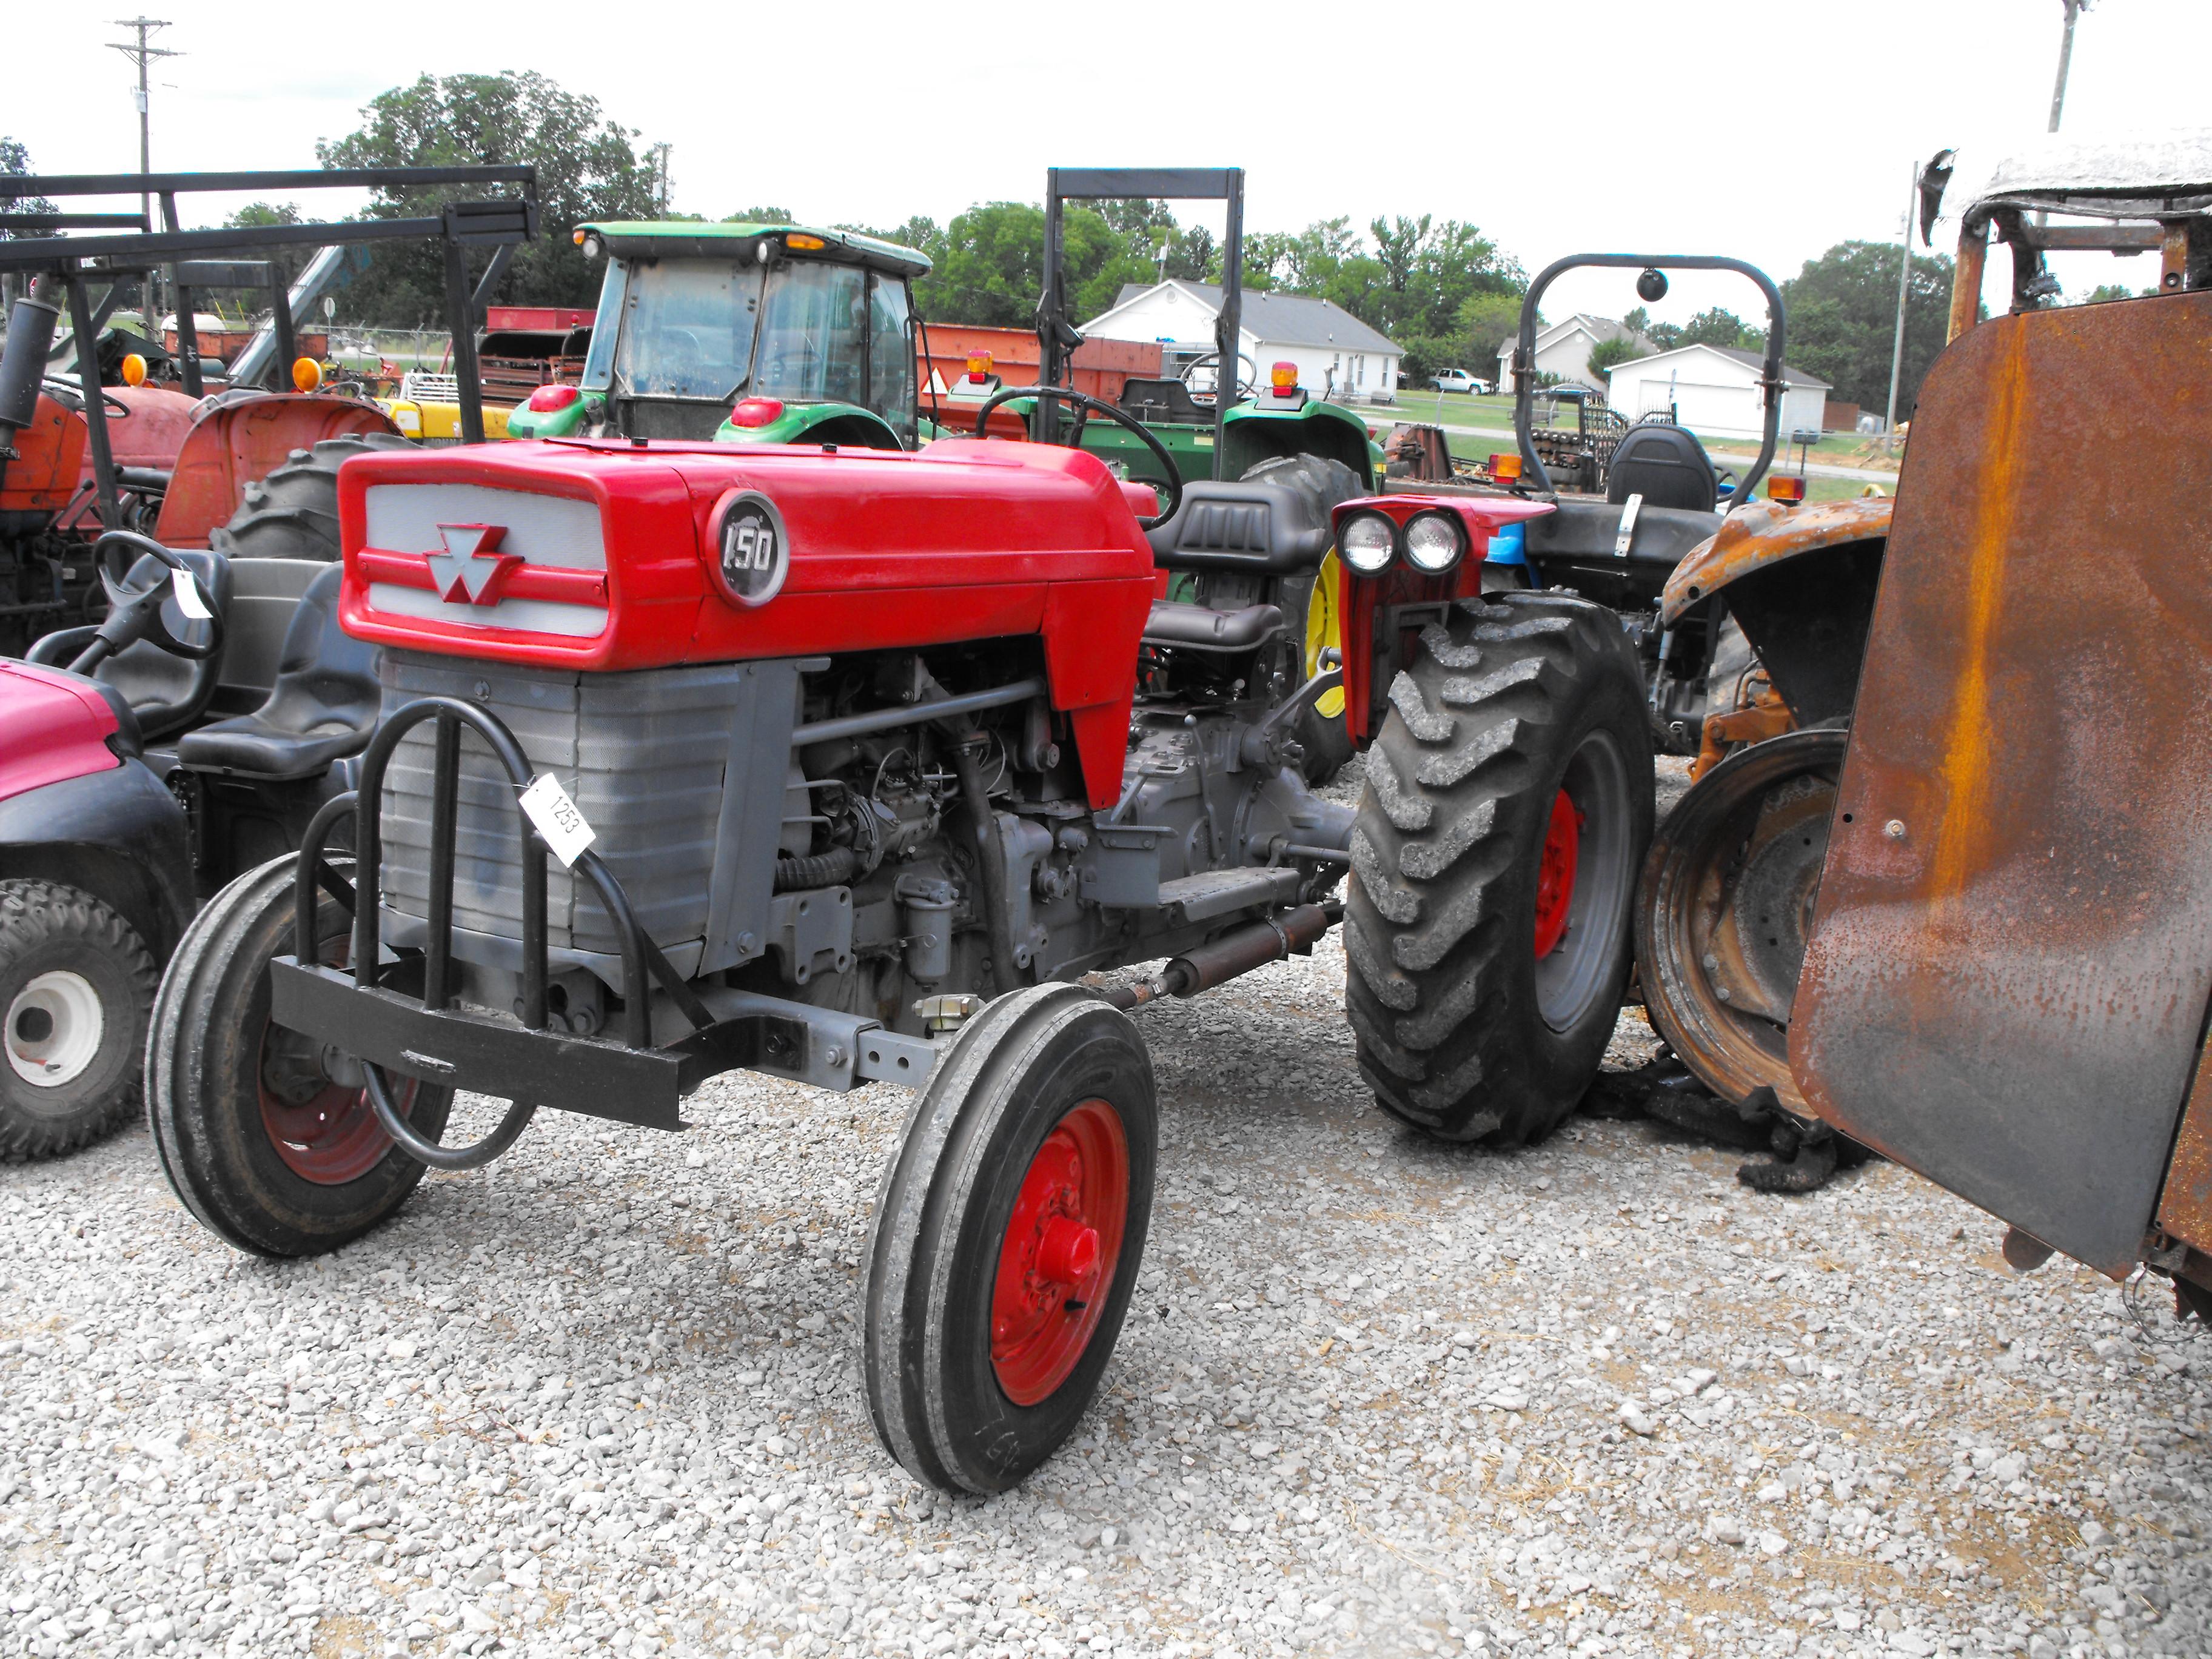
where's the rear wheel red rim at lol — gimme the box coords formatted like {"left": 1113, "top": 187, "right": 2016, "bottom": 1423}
{"left": 990, "top": 1099, "right": 1130, "bottom": 1407}
{"left": 1533, "top": 787, "right": 1583, "bottom": 959}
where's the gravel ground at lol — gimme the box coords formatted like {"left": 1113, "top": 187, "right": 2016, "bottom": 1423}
{"left": 7, "top": 760, "right": 2212, "bottom": 1659}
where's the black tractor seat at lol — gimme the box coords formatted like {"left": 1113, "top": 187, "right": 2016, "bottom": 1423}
{"left": 1144, "top": 476, "right": 1338, "bottom": 575}
{"left": 178, "top": 566, "right": 379, "bottom": 780}
{"left": 25, "top": 548, "right": 233, "bottom": 743}
{"left": 1607, "top": 423, "right": 1720, "bottom": 514}
{"left": 1141, "top": 600, "right": 1285, "bottom": 652}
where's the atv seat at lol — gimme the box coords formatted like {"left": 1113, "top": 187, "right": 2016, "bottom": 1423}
{"left": 1606, "top": 423, "right": 1719, "bottom": 514}
{"left": 25, "top": 548, "right": 233, "bottom": 743}
{"left": 1144, "top": 477, "right": 1335, "bottom": 575}
{"left": 1141, "top": 600, "right": 1285, "bottom": 652}
{"left": 177, "top": 566, "right": 379, "bottom": 780}
{"left": 1119, "top": 378, "right": 1210, "bottom": 424}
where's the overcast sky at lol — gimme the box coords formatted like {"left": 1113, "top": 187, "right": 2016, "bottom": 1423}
{"left": 9, "top": 0, "right": 2202, "bottom": 329}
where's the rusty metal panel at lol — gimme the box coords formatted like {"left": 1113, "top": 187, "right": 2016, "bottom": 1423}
{"left": 1791, "top": 290, "right": 2212, "bottom": 1276}
{"left": 2157, "top": 1037, "right": 2212, "bottom": 1257}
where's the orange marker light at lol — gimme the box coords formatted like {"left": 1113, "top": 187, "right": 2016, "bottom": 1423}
{"left": 1768, "top": 474, "right": 1806, "bottom": 503}
{"left": 1270, "top": 361, "right": 1298, "bottom": 392}
{"left": 1490, "top": 452, "right": 1523, "bottom": 481}
{"left": 119, "top": 353, "right": 147, "bottom": 387}
{"left": 291, "top": 357, "right": 323, "bottom": 392}
{"left": 966, "top": 351, "right": 993, "bottom": 384}
{"left": 785, "top": 233, "right": 826, "bottom": 251}
{"left": 572, "top": 228, "right": 587, "bottom": 245}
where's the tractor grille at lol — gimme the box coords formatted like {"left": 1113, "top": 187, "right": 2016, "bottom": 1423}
{"left": 377, "top": 651, "right": 749, "bottom": 968}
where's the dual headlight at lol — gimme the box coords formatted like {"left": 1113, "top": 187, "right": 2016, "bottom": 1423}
{"left": 1338, "top": 508, "right": 1469, "bottom": 576}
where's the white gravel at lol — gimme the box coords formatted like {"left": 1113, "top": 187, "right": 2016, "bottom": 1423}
{"left": 6, "top": 764, "right": 2212, "bottom": 1659}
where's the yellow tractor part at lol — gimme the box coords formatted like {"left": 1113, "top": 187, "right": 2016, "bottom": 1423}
{"left": 1304, "top": 549, "right": 1346, "bottom": 719}
{"left": 377, "top": 398, "right": 512, "bottom": 443}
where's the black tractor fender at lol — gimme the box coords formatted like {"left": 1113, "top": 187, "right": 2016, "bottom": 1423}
{"left": 0, "top": 762, "right": 196, "bottom": 964}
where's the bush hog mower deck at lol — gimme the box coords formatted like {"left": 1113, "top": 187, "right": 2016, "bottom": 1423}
{"left": 149, "top": 397, "right": 1658, "bottom": 1490}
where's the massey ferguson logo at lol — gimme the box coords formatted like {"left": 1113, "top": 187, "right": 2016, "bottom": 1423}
{"left": 425, "top": 523, "right": 521, "bottom": 606}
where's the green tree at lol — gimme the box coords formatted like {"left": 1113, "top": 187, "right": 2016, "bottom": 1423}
{"left": 724, "top": 205, "right": 794, "bottom": 224}
{"left": 1587, "top": 335, "right": 1644, "bottom": 377}
{"left": 1678, "top": 307, "right": 1761, "bottom": 350}
{"left": 315, "top": 72, "right": 656, "bottom": 328}
{"left": 1, "top": 138, "right": 56, "bottom": 240}
{"left": 1779, "top": 239, "right": 1955, "bottom": 414}
{"left": 2079, "top": 281, "right": 2148, "bottom": 304}
{"left": 1456, "top": 290, "right": 1531, "bottom": 366}
{"left": 218, "top": 202, "right": 310, "bottom": 314}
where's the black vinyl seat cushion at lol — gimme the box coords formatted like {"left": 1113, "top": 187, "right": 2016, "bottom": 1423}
{"left": 1607, "top": 423, "right": 1720, "bottom": 514}
{"left": 178, "top": 566, "right": 379, "bottom": 780}
{"left": 1144, "top": 478, "right": 1335, "bottom": 574}
{"left": 1119, "top": 378, "right": 1212, "bottom": 424}
{"left": 1141, "top": 600, "right": 1285, "bottom": 651}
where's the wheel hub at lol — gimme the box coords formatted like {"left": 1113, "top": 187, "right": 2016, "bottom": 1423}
{"left": 5, "top": 971, "right": 105, "bottom": 1089}
{"left": 258, "top": 1016, "right": 408, "bottom": 1187}
{"left": 1533, "top": 788, "right": 1583, "bottom": 959}
{"left": 990, "top": 1099, "right": 1129, "bottom": 1407}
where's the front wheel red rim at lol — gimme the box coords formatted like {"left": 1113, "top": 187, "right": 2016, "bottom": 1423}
{"left": 990, "top": 1099, "right": 1130, "bottom": 1407}
{"left": 1533, "top": 786, "right": 1583, "bottom": 959}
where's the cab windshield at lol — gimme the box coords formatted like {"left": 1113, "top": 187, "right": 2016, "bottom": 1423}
{"left": 610, "top": 258, "right": 760, "bottom": 400}
{"left": 600, "top": 250, "right": 917, "bottom": 437}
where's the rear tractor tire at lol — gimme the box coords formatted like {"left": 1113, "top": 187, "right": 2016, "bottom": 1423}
{"left": 148, "top": 856, "right": 452, "bottom": 1258}
{"left": 1344, "top": 591, "right": 1654, "bottom": 1145}
{"left": 0, "top": 880, "right": 159, "bottom": 1161}
{"left": 863, "top": 985, "right": 1156, "bottom": 1494}
{"left": 210, "top": 433, "right": 417, "bottom": 563}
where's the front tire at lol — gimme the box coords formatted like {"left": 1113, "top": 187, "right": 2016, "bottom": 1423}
{"left": 147, "top": 857, "right": 451, "bottom": 1258}
{"left": 1344, "top": 591, "right": 1654, "bottom": 1144}
{"left": 0, "top": 880, "right": 159, "bottom": 1161}
{"left": 863, "top": 985, "right": 1156, "bottom": 1494}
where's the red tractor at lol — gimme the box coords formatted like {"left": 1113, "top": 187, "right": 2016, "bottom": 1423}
{"left": 149, "top": 399, "right": 1652, "bottom": 1492}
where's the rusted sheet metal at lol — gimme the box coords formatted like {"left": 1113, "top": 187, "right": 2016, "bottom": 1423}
{"left": 1791, "top": 290, "right": 2212, "bottom": 1278}
{"left": 1660, "top": 495, "right": 1891, "bottom": 625}
{"left": 151, "top": 392, "right": 401, "bottom": 549}
{"left": 2157, "top": 1035, "right": 2212, "bottom": 1258}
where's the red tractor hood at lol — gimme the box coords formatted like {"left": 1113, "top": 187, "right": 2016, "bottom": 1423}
{"left": 335, "top": 437, "right": 1161, "bottom": 807}
{"left": 337, "top": 436, "right": 1156, "bottom": 672}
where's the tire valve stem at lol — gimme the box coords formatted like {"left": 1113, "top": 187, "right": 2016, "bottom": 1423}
{"left": 1065, "top": 1299, "right": 1087, "bottom": 1312}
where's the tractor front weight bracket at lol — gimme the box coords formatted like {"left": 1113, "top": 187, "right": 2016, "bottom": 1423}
{"left": 270, "top": 696, "right": 940, "bottom": 1167}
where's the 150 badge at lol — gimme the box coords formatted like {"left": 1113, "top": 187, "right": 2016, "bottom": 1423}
{"left": 709, "top": 489, "right": 790, "bottom": 608}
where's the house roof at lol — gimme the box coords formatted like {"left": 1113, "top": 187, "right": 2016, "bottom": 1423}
{"left": 1510, "top": 312, "right": 1658, "bottom": 356}
{"left": 1605, "top": 341, "right": 1829, "bottom": 389}
{"left": 1091, "top": 280, "right": 1402, "bottom": 355}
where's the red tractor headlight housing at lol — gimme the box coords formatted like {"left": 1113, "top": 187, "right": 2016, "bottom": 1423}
{"left": 526, "top": 384, "right": 581, "bottom": 413}
{"left": 1339, "top": 511, "right": 1398, "bottom": 574}
{"left": 729, "top": 397, "right": 786, "bottom": 429}
{"left": 1403, "top": 510, "right": 1467, "bottom": 574}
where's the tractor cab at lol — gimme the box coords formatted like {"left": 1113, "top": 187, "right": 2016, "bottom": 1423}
{"left": 508, "top": 221, "right": 930, "bottom": 451}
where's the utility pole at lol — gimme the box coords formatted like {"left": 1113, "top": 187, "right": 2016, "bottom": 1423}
{"left": 109, "top": 17, "right": 180, "bottom": 326}
{"left": 2049, "top": 0, "right": 2088, "bottom": 133}
{"left": 648, "top": 143, "right": 672, "bottom": 216}
{"left": 1883, "top": 159, "right": 1916, "bottom": 443}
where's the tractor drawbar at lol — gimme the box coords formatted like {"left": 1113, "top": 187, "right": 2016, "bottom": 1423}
{"left": 1103, "top": 902, "right": 1338, "bottom": 1011}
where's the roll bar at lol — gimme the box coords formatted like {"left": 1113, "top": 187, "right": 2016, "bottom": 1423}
{"left": 1512, "top": 253, "right": 1786, "bottom": 509}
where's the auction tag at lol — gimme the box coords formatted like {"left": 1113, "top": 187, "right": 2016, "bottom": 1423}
{"left": 518, "top": 774, "right": 597, "bottom": 867}
{"left": 171, "top": 568, "right": 213, "bottom": 620}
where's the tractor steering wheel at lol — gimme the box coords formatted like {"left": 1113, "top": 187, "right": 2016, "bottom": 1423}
{"left": 1177, "top": 350, "right": 1256, "bottom": 402}
{"left": 67, "top": 530, "right": 226, "bottom": 675}
{"left": 970, "top": 385, "right": 1184, "bottom": 531}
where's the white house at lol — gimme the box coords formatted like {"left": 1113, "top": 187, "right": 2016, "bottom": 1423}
{"left": 1603, "top": 344, "right": 1829, "bottom": 441}
{"left": 1495, "top": 313, "right": 1656, "bottom": 392}
{"left": 1078, "top": 280, "right": 1403, "bottom": 404}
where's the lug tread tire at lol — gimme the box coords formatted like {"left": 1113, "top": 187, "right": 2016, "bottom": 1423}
{"left": 147, "top": 856, "right": 449, "bottom": 1258}
{"left": 863, "top": 984, "right": 1156, "bottom": 1495}
{"left": 1344, "top": 591, "right": 1652, "bottom": 1145}
{"left": 210, "top": 434, "right": 415, "bottom": 563}
{"left": 0, "top": 879, "right": 158, "bottom": 1162}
